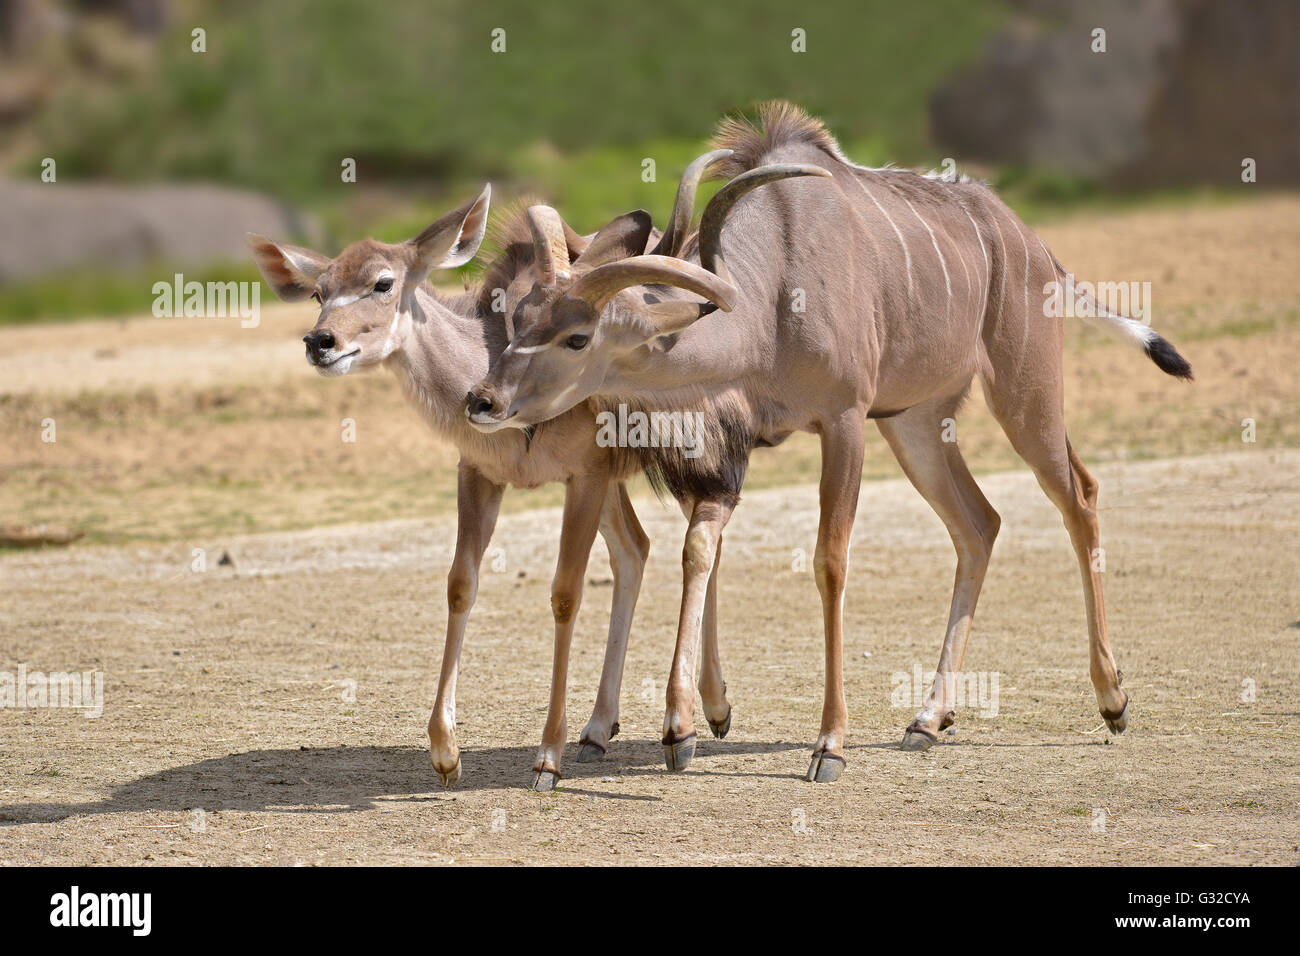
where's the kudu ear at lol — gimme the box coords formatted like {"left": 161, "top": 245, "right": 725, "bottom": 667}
{"left": 246, "top": 234, "right": 330, "bottom": 302}
{"left": 562, "top": 221, "right": 592, "bottom": 260}
{"left": 409, "top": 184, "right": 492, "bottom": 276}
{"left": 572, "top": 210, "right": 654, "bottom": 269}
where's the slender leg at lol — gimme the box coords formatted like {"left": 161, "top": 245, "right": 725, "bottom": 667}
{"left": 983, "top": 216, "right": 1128, "bottom": 730}
{"left": 982, "top": 380, "right": 1129, "bottom": 728}
{"left": 530, "top": 469, "right": 610, "bottom": 790}
{"left": 429, "top": 462, "right": 504, "bottom": 788}
{"left": 876, "top": 394, "right": 1001, "bottom": 749}
{"left": 576, "top": 482, "right": 651, "bottom": 762}
{"left": 698, "top": 535, "right": 732, "bottom": 736}
{"left": 807, "top": 411, "right": 867, "bottom": 783}
{"left": 671, "top": 497, "right": 733, "bottom": 740}
{"left": 662, "top": 496, "right": 735, "bottom": 771}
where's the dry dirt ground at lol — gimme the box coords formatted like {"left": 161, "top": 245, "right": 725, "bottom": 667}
{"left": 1, "top": 450, "right": 1297, "bottom": 865}
{"left": 0, "top": 196, "right": 1297, "bottom": 865}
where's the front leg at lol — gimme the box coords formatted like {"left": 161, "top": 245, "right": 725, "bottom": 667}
{"left": 662, "top": 496, "right": 735, "bottom": 772}
{"left": 698, "top": 535, "right": 732, "bottom": 738}
{"left": 531, "top": 469, "right": 609, "bottom": 790}
{"left": 429, "top": 462, "right": 503, "bottom": 788}
{"left": 807, "top": 412, "right": 866, "bottom": 783}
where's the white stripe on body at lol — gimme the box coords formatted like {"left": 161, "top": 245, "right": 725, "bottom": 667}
{"left": 849, "top": 175, "right": 915, "bottom": 303}
{"left": 897, "top": 194, "right": 953, "bottom": 304}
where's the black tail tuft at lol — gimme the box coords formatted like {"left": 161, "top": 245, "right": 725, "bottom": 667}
{"left": 1145, "top": 334, "right": 1194, "bottom": 381}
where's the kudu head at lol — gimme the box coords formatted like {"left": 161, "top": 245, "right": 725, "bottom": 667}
{"left": 464, "top": 154, "right": 831, "bottom": 430}
{"left": 248, "top": 186, "right": 492, "bottom": 376}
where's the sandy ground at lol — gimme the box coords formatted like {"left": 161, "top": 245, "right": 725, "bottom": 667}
{"left": 0, "top": 195, "right": 1297, "bottom": 865}
{"left": 1, "top": 449, "right": 1297, "bottom": 865}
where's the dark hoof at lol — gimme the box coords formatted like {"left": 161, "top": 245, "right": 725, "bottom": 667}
{"left": 575, "top": 741, "right": 606, "bottom": 763}
{"left": 805, "top": 752, "right": 845, "bottom": 783}
{"left": 708, "top": 707, "right": 732, "bottom": 739}
{"left": 1102, "top": 695, "right": 1130, "bottom": 735}
{"left": 530, "top": 770, "right": 560, "bottom": 792}
{"left": 901, "top": 723, "right": 938, "bottom": 752}
{"left": 662, "top": 733, "right": 697, "bottom": 772}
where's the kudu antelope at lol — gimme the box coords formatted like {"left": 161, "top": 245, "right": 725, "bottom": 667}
{"left": 247, "top": 179, "right": 739, "bottom": 790}
{"left": 467, "top": 102, "right": 1194, "bottom": 783}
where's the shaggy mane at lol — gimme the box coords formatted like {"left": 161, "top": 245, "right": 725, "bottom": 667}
{"left": 709, "top": 100, "right": 843, "bottom": 179}
{"left": 709, "top": 99, "right": 985, "bottom": 186}
{"left": 471, "top": 194, "right": 547, "bottom": 313}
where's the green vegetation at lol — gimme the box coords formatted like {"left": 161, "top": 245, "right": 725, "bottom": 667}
{"left": 8, "top": 1, "right": 1018, "bottom": 320}
{"left": 31, "top": 0, "right": 1008, "bottom": 204}
{"left": 7, "top": 0, "right": 1260, "bottom": 322}
{"left": 0, "top": 261, "right": 264, "bottom": 325}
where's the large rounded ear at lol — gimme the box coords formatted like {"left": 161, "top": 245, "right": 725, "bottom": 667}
{"left": 562, "top": 221, "right": 592, "bottom": 259}
{"left": 572, "top": 210, "right": 654, "bottom": 270}
{"left": 246, "top": 234, "right": 331, "bottom": 302}
{"left": 409, "top": 184, "right": 492, "bottom": 276}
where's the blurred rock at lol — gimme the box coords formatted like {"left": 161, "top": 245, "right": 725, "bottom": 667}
{"left": 0, "top": 180, "right": 320, "bottom": 281}
{"left": 930, "top": 0, "right": 1300, "bottom": 186}
{"left": 0, "top": 523, "right": 83, "bottom": 546}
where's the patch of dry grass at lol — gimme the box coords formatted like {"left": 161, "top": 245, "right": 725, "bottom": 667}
{"left": 2, "top": 195, "right": 1297, "bottom": 546}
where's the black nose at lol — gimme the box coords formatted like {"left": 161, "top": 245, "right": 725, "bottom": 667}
{"left": 466, "top": 391, "right": 494, "bottom": 416}
{"left": 303, "top": 331, "right": 335, "bottom": 352}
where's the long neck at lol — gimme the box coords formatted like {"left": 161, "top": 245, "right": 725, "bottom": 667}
{"left": 605, "top": 245, "right": 783, "bottom": 402}
{"left": 384, "top": 283, "right": 507, "bottom": 444}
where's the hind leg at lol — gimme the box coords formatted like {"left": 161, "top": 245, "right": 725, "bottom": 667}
{"left": 982, "top": 378, "right": 1128, "bottom": 729}
{"left": 876, "top": 393, "right": 1002, "bottom": 749}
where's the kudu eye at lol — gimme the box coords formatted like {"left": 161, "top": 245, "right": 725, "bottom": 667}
{"left": 563, "top": 333, "right": 590, "bottom": 351}
{"left": 373, "top": 277, "right": 394, "bottom": 294}
{"left": 310, "top": 291, "right": 322, "bottom": 305}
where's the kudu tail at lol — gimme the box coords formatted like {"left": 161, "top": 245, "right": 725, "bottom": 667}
{"left": 1050, "top": 257, "right": 1194, "bottom": 381}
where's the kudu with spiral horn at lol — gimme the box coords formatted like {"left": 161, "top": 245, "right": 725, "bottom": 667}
{"left": 467, "top": 101, "right": 1194, "bottom": 784}
{"left": 465, "top": 156, "right": 832, "bottom": 778}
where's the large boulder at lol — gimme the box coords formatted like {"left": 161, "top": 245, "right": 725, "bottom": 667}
{"left": 0, "top": 180, "right": 319, "bottom": 281}
{"left": 930, "top": 0, "right": 1300, "bottom": 186}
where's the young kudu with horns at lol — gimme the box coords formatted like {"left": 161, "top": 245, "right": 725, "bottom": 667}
{"left": 467, "top": 102, "right": 1194, "bottom": 783}
{"left": 248, "top": 172, "right": 746, "bottom": 791}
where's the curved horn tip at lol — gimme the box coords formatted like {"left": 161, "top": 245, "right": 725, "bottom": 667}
{"left": 736, "top": 162, "right": 834, "bottom": 182}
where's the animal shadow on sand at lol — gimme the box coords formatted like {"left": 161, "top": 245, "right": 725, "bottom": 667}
{"left": 0, "top": 737, "right": 808, "bottom": 826}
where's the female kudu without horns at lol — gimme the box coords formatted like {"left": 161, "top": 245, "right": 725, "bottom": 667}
{"left": 248, "top": 161, "right": 785, "bottom": 790}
